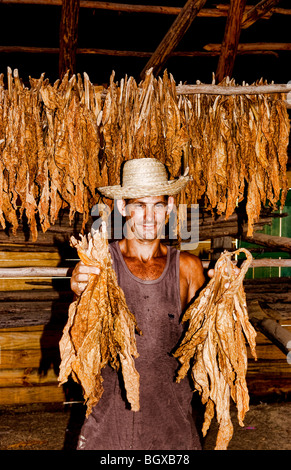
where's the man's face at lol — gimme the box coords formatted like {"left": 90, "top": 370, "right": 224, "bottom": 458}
{"left": 118, "top": 195, "right": 174, "bottom": 241}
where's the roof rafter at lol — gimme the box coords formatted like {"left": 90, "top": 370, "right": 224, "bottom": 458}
{"left": 216, "top": 0, "right": 247, "bottom": 83}
{"left": 1, "top": 0, "right": 290, "bottom": 18}
{"left": 59, "top": 0, "right": 80, "bottom": 78}
{"left": 0, "top": 45, "right": 279, "bottom": 57}
{"left": 241, "top": 0, "right": 282, "bottom": 29}
{"left": 139, "top": 0, "right": 207, "bottom": 79}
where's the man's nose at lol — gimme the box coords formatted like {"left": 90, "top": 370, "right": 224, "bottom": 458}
{"left": 145, "top": 205, "right": 155, "bottom": 222}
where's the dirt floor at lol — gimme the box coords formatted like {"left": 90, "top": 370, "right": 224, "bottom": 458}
{"left": 0, "top": 397, "right": 290, "bottom": 451}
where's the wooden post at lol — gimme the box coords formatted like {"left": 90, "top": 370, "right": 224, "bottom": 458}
{"left": 248, "top": 301, "right": 291, "bottom": 356}
{"left": 211, "top": 236, "right": 233, "bottom": 260}
{"left": 241, "top": 0, "right": 281, "bottom": 29}
{"left": 216, "top": 0, "right": 246, "bottom": 83}
{"left": 205, "top": 43, "right": 291, "bottom": 53}
{"left": 140, "top": 0, "right": 207, "bottom": 79}
{"left": 242, "top": 233, "right": 291, "bottom": 253}
{"left": 59, "top": 0, "right": 80, "bottom": 79}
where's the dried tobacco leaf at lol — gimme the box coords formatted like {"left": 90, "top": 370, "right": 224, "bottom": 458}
{"left": 0, "top": 70, "right": 289, "bottom": 241}
{"left": 58, "top": 225, "right": 141, "bottom": 417}
{"left": 173, "top": 248, "right": 257, "bottom": 450}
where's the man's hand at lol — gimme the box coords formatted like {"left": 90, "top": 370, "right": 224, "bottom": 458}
{"left": 70, "top": 261, "right": 100, "bottom": 297}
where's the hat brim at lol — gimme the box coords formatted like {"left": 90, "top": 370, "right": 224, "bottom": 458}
{"left": 98, "top": 176, "right": 190, "bottom": 199}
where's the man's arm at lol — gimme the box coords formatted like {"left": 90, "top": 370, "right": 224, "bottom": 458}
{"left": 179, "top": 251, "right": 206, "bottom": 308}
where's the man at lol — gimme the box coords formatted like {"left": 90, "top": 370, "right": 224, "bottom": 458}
{"left": 70, "top": 158, "right": 206, "bottom": 450}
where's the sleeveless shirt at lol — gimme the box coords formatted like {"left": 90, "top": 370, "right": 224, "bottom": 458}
{"left": 77, "top": 241, "right": 201, "bottom": 450}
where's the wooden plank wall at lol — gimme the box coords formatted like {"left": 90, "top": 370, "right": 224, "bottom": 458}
{"left": 245, "top": 278, "right": 291, "bottom": 398}
{"left": 0, "top": 212, "right": 79, "bottom": 405}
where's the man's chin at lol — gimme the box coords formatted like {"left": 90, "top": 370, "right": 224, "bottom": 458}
{"left": 134, "top": 230, "right": 158, "bottom": 241}
{"left": 128, "top": 224, "right": 165, "bottom": 241}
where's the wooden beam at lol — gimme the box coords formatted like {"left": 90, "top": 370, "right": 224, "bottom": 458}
{"left": 0, "top": 385, "right": 65, "bottom": 405}
{"left": 0, "top": 45, "right": 278, "bottom": 58}
{"left": 0, "top": 0, "right": 227, "bottom": 16}
{"left": 59, "top": 0, "right": 80, "bottom": 79}
{"left": 242, "top": 233, "right": 291, "bottom": 253}
{"left": 1, "top": 0, "right": 290, "bottom": 17}
{"left": 205, "top": 42, "right": 291, "bottom": 52}
{"left": 0, "top": 46, "right": 60, "bottom": 54}
{"left": 216, "top": 0, "right": 247, "bottom": 83}
{"left": 275, "top": 7, "right": 291, "bottom": 15}
{"left": 140, "top": 0, "right": 207, "bottom": 79}
{"left": 0, "top": 259, "right": 291, "bottom": 278}
{"left": 245, "top": 259, "right": 291, "bottom": 268}
{"left": 241, "top": 0, "right": 281, "bottom": 29}
{"left": 77, "top": 48, "right": 219, "bottom": 57}
{"left": 0, "top": 267, "right": 71, "bottom": 278}
{"left": 248, "top": 301, "right": 291, "bottom": 356}
{"left": 175, "top": 82, "right": 291, "bottom": 95}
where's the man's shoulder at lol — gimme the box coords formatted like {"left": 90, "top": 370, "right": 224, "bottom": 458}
{"left": 179, "top": 250, "right": 203, "bottom": 269}
{"left": 179, "top": 250, "right": 204, "bottom": 281}
{"left": 178, "top": 250, "right": 205, "bottom": 299}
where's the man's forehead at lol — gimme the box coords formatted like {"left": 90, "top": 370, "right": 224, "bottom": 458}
{"left": 124, "top": 196, "right": 168, "bottom": 204}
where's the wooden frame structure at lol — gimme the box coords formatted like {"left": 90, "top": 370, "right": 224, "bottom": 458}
{"left": 0, "top": 0, "right": 290, "bottom": 80}
{"left": 0, "top": 1, "right": 290, "bottom": 407}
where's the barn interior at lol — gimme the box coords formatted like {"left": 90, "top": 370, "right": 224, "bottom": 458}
{"left": 0, "top": 0, "right": 290, "bottom": 451}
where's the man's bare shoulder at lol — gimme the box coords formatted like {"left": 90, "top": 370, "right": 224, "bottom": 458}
{"left": 179, "top": 250, "right": 205, "bottom": 286}
{"left": 178, "top": 250, "right": 205, "bottom": 304}
{"left": 179, "top": 250, "right": 204, "bottom": 272}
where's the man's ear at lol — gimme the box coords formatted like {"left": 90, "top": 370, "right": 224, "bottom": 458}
{"left": 116, "top": 199, "right": 126, "bottom": 217}
{"left": 167, "top": 196, "right": 175, "bottom": 215}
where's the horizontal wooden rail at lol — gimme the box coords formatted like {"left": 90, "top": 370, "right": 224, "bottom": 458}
{"left": 175, "top": 83, "right": 291, "bottom": 95}
{"left": 0, "top": 259, "right": 290, "bottom": 277}
{"left": 0, "top": 46, "right": 220, "bottom": 56}
{"left": 1, "top": 0, "right": 290, "bottom": 17}
{"left": 248, "top": 301, "right": 291, "bottom": 356}
{"left": 0, "top": 45, "right": 279, "bottom": 58}
{"left": 204, "top": 42, "right": 291, "bottom": 52}
{"left": 0, "top": 267, "right": 71, "bottom": 278}
{"left": 2, "top": 61, "right": 291, "bottom": 97}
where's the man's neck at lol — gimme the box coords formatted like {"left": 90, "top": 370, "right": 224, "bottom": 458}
{"left": 119, "top": 238, "right": 167, "bottom": 262}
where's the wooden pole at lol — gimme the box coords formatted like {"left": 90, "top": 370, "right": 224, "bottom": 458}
{"left": 242, "top": 233, "right": 291, "bottom": 253}
{"left": 0, "top": 267, "right": 71, "bottom": 277}
{"left": 205, "top": 42, "right": 291, "bottom": 52}
{"left": 241, "top": 0, "right": 281, "bottom": 29}
{"left": 140, "top": 0, "right": 207, "bottom": 79}
{"left": 59, "top": 0, "right": 80, "bottom": 79}
{"left": 2, "top": 0, "right": 290, "bottom": 17}
{"left": 0, "top": 45, "right": 279, "bottom": 58}
{"left": 215, "top": 0, "right": 247, "bottom": 83}
{"left": 0, "top": 259, "right": 291, "bottom": 277}
{"left": 175, "top": 83, "right": 291, "bottom": 95}
{"left": 248, "top": 301, "right": 291, "bottom": 356}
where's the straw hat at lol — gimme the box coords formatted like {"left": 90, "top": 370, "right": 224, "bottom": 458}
{"left": 98, "top": 158, "right": 190, "bottom": 199}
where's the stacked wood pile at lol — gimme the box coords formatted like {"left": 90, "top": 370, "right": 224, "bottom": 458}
{"left": 246, "top": 299, "right": 291, "bottom": 398}
{"left": 0, "top": 213, "right": 78, "bottom": 406}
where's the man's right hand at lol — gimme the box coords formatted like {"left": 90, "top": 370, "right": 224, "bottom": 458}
{"left": 70, "top": 261, "right": 100, "bottom": 297}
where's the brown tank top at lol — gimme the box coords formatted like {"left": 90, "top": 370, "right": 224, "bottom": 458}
{"left": 77, "top": 241, "right": 201, "bottom": 450}
{"left": 109, "top": 241, "right": 182, "bottom": 350}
